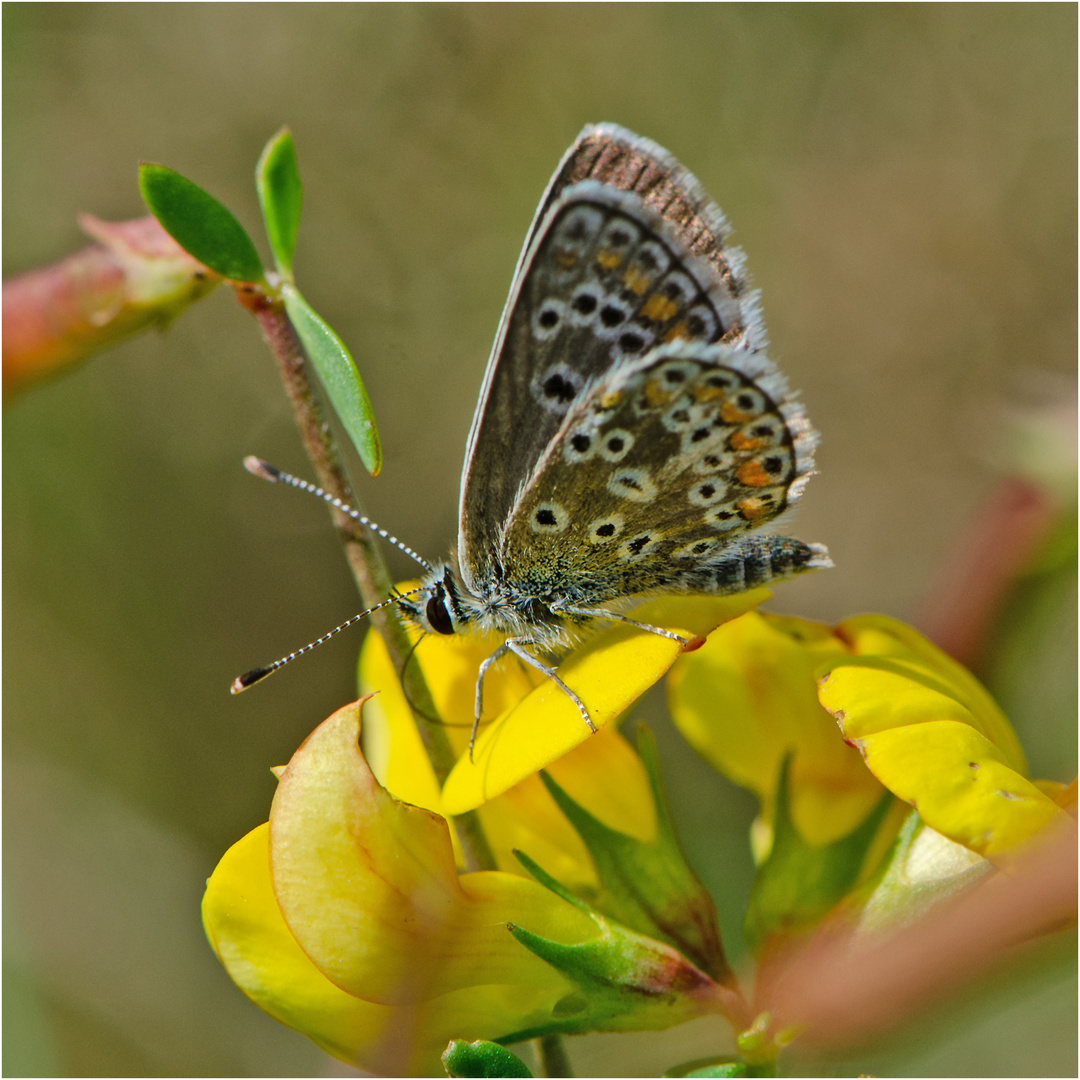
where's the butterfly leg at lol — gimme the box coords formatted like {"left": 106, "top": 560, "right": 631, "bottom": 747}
{"left": 507, "top": 638, "right": 596, "bottom": 733}
{"left": 472, "top": 641, "right": 513, "bottom": 758}
{"left": 469, "top": 638, "right": 596, "bottom": 761}
{"left": 553, "top": 605, "right": 689, "bottom": 645}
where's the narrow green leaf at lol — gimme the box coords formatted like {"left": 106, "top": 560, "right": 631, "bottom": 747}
{"left": 282, "top": 285, "right": 382, "bottom": 476}
{"left": 502, "top": 907, "right": 717, "bottom": 1044}
{"left": 256, "top": 127, "right": 302, "bottom": 278}
{"left": 442, "top": 1040, "right": 533, "bottom": 1078}
{"left": 512, "top": 849, "right": 589, "bottom": 911}
{"left": 138, "top": 163, "right": 264, "bottom": 284}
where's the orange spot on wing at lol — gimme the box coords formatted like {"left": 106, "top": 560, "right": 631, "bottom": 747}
{"left": 720, "top": 401, "right": 753, "bottom": 424}
{"left": 641, "top": 294, "right": 680, "bottom": 322}
{"left": 664, "top": 322, "right": 690, "bottom": 342}
{"left": 729, "top": 430, "right": 766, "bottom": 451}
{"left": 623, "top": 267, "right": 652, "bottom": 294}
{"left": 600, "top": 390, "right": 622, "bottom": 409}
{"left": 596, "top": 249, "right": 622, "bottom": 270}
{"left": 736, "top": 496, "right": 772, "bottom": 522}
{"left": 736, "top": 460, "right": 773, "bottom": 487}
{"left": 692, "top": 383, "right": 727, "bottom": 403}
{"left": 642, "top": 380, "right": 672, "bottom": 408}
{"left": 554, "top": 249, "right": 578, "bottom": 269}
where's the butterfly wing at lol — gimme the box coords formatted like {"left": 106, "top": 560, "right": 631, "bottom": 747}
{"left": 458, "top": 124, "right": 767, "bottom": 594}
{"left": 499, "top": 340, "right": 822, "bottom": 604}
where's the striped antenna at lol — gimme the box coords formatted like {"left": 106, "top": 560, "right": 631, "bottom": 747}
{"left": 230, "top": 587, "right": 426, "bottom": 693}
{"left": 243, "top": 457, "right": 433, "bottom": 572}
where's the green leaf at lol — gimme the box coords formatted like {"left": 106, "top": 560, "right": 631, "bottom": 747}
{"left": 442, "top": 1040, "right": 533, "bottom": 1078}
{"left": 256, "top": 127, "right": 302, "bottom": 278}
{"left": 138, "top": 163, "right": 264, "bottom": 284}
{"left": 742, "top": 755, "right": 894, "bottom": 955}
{"left": 282, "top": 285, "right": 382, "bottom": 476}
{"left": 539, "top": 725, "right": 730, "bottom": 984}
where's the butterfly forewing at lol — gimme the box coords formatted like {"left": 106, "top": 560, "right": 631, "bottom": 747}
{"left": 522, "top": 124, "right": 754, "bottom": 302}
{"left": 459, "top": 124, "right": 766, "bottom": 594}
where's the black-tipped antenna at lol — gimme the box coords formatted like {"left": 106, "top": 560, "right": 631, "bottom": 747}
{"left": 231, "top": 587, "right": 425, "bottom": 694}
{"left": 243, "top": 456, "right": 433, "bottom": 572}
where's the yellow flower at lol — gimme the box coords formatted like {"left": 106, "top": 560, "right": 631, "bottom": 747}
{"left": 361, "top": 591, "right": 767, "bottom": 884}
{"left": 817, "top": 614, "right": 1072, "bottom": 865}
{"left": 667, "top": 610, "right": 889, "bottom": 858}
{"left": 203, "top": 699, "right": 735, "bottom": 1074}
{"left": 668, "top": 609, "right": 1073, "bottom": 955}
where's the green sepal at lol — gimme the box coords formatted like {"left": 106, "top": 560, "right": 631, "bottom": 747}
{"left": 256, "top": 127, "right": 302, "bottom": 278}
{"left": 853, "top": 809, "right": 991, "bottom": 935}
{"left": 539, "top": 725, "right": 729, "bottom": 983}
{"left": 501, "top": 850, "right": 719, "bottom": 1043}
{"left": 442, "top": 1040, "right": 533, "bottom": 1078}
{"left": 742, "top": 755, "right": 894, "bottom": 955}
{"left": 666, "top": 1065, "right": 748, "bottom": 1079}
{"left": 282, "top": 284, "right": 382, "bottom": 477}
{"left": 664, "top": 1059, "right": 775, "bottom": 1078}
{"left": 138, "top": 163, "right": 264, "bottom": 284}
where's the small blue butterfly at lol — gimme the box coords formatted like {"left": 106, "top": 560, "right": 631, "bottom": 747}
{"left": 236, "top": 125, "right": 830, "bottom": 744}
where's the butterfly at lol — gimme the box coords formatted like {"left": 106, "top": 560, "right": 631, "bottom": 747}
{"left": 236, "top": 124, "right": 830, "bottom": 744}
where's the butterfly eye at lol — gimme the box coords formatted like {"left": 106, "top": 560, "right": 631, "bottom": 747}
{"left": 425, "top": 595, "right": 455, "bottom": 636}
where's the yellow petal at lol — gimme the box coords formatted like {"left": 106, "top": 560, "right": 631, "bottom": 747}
{"left": 269, "top": 699, "right": 596, "bottom": 1005}
{"left": 203, "top": 823, "right": 599, "bottom": 1075}
{"left": 820, "top": 665, "right": 1072, "bottom": 862}
{"left": 359, "top": 622, "right": 541, "bottom": 814}
{"left": 668, "top": 610, "right": 884, "bottom": 845}
{"left": 467, "top": 726, "right": 658, "bottom": 890}
{"left": 835, "top": 615, "right": 1028, "bottom": 773}
{"left": 360, "top": 627, "right": 654, "bottom": 886}
{"left": 442, "top": 593, "right": 766, "bottom": 814}
{"left": 202, "top": 823, "right": 398, "bottom": 1070}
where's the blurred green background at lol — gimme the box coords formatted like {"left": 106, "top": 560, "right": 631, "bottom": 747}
{"left": 4, "top": 4, "right": 1076, "bottom": 1076}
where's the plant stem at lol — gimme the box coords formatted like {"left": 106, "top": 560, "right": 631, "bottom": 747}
{"left": 250, "top": 294, "right": 495, "bottom": 872}
{"left": 537, "top": 1034, "right": 574, "bottom": 1078}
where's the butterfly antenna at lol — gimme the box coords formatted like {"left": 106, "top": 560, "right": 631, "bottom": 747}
{"left": 398, "top": 632, "right": 441, "bottom": 726}
{"left": 231, "top": 587, "right": 426, "bottom": 693}
{"left": 243, "top": 456, "right": 433, "bottom": 572}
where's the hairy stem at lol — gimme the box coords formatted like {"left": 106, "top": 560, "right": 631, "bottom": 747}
{"left": 250, "top": 294, "right": 495, "bottom": 872}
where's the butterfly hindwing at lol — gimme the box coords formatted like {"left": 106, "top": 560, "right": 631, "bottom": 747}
{"left": 498, "top": 341, "right": 817, "bottom": 604}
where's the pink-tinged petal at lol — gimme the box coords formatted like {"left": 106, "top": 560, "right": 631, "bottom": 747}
{"left": 202, "top": 823, "right": 609, "bottom": 1075}
{"left": 270, "top": 699, "right": 461, "bottom": 1003}
{"left": 202, "top": 823, "right": 398, "bottom": 1070}
{"left": 269, "top": 699, "right": 596, "bottom": 1005}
